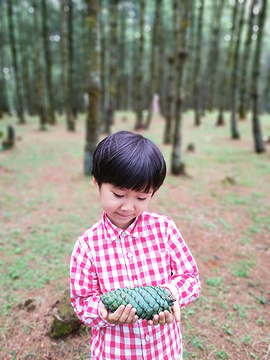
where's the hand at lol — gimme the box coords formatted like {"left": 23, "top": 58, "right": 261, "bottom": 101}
{"left": 147, "top": 301, "right": 181, "bottom": 326}
{"left": 99, "top": 302, "right": 138, "bottom": 325}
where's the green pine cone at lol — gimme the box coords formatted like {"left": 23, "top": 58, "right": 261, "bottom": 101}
{"left": 100, "top": 285, "right": 176, "bottom": 320}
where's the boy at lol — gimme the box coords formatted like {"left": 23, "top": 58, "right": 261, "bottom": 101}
{"left": 70, "top": 131, "right": 201, "bottom": 360}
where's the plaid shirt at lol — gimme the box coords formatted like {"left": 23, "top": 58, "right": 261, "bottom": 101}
{"left": 70, "top": 211, "right": 201, "bottom": 360}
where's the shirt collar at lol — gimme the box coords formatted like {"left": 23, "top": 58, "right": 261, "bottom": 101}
{"left": 102, "top": 212, "right": 148, "bottom": 241}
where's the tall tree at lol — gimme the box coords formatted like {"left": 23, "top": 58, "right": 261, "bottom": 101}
{"left": 145, "top": 0, "right": 162, "bottom": 129}
{"left": 41, "top": 0, "right": 56, "bottom": 125}
{"left": 263, "top": 64, "right": 270, "bottom": 113}
{"left": 230, "top": 0, "right": 246, "bottom": 139}
{"left": 193, "top": 0, "right": 205, "bottom": 126}
{"left": 67, "top": 0, "right": 76, "bottom": 118}
{"left": 7, "top": 0, "right": 25, "bottom": 124}
{"left": 171, "top": 0, "right": 190, "bottom": 175}
{"left": 206, "top": 0, "right": 225, "bottom": 111}
{"left": 61, "top": 0, "right": 75, "bottom": 131}
{"left": 18, "top": 8, "right": 33, "bottom": 116}
{"left": 134, "top": 0, "right": 146, "bottom": 130}
{"left": 216, "top": 1, "right": 239, "bottom": 126}
{"left": 238, "top": 0, "right": 257, "bottom": 120}
{"left": 0, "top": 2, "right": 10, "bottom": 116}
{"left": 116, "top": 4, "right": 127, "bottom": 111}
{"left": 99, "top": 0, "right": 107, "bottom": 130}
{"left": 105, "top": 0, "right": 119, "bottom": 134}
{"left": 33, "top": 0, "right": 47, "bottom": 130}
{"left": 84, "top": 0, "right": 100, "bottom": 175}
{"left": 163, "top": 54, "right": 175, "bottom": 144}
{"left": 250, "top": 0, "right": 267, "bottom": 153}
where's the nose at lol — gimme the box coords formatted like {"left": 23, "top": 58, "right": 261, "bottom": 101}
{"left": 120, "top": 200, "right": 134, "bottom": 212}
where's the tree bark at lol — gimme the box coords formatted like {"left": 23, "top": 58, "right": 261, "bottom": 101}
{"left": 7, "top": 0, "right": 25, "bottom": 124}
{"left": 171, "top": 1, "right": 189, "bottom": 176}
{"left": 67, "top": 0, "right": 76, "bottom": 118}
{"left": 105, "top": 0, "right": 118, "bottom": 134}
{"left": 61, "top": 0, "right": 75, "bottom": 131}
{"left": 163, "top": 55, "right": 175, "bottom": 144}
{"left": 251, "top": 0, "right": 267, "bottom": 153}
{"left": 239, "top": 0, "right": 257, "bottom": 120}
{"left": 41, "top": 0, "right": 56, "bottom": 125}
{"left": 230, "top": 0, "right": 246, "bottom": 139}
{"left": 206, "top": 0, "right": 225, "bottom": 112}
{"left": 99, "top": 0, "right": 106, "bottom": 130}
{"left": 33, "top": 0, "right": 47, "bottom": 131}
{"left": 84, "top": 0, "right": 100, "bottom": 175}
{"left": 216, "top": 2, "right": 239, "bottom": 126}
{"left": 193, "top": 0, "right": 205, "bottom": 126}
{"left": 0, "top": 5, "right": 10, "bottom": 116}
{"left": 116, "top": 5, "right": 127, "bottom": 111}
{"left": 134, "top": 0, "right": 146, "bottom": 130}
{"left": 145, "top": 0, "right": 162, "bottom": 129}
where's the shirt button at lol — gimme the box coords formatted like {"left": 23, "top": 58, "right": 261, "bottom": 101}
{"left": 145, "top": 334, "right": 150, "bottom": 341}
{"left": 128, "top": 252, "right": 133, "bottom": 259}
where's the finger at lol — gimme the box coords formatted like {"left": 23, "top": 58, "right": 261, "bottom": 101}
{"left": 157, "top": 311, "right": 166, "bottom": 326}
{"left": 99, "top": 302, "right": 108, "bottom": 319}
{"left": 126, "top": 307, "right": 137, "bottom": 324}
{"left": 118, "top": 304, "right": 133, "bottom": 324}
{"left": 172, "top": 302, "right": 181, "bottom": 322}
{"left": 152, "top": 314, "right": 160, "bottom": 326}
{"left": 130, "top": 313, "right": 138, "bottom": 325}
{"left": 164, "top": 310, "right": 174, "bottom": 324}
{"left": 108, "top": 304, "right": 125, "bottom": 322}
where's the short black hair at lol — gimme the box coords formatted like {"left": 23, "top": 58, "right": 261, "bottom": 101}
{"left": 92, "top": 131, "right": 166, "bottom": 193}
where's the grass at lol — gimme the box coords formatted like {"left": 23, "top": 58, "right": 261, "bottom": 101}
{"left": 0, "top": 111, "right": 270, "bottom": 359}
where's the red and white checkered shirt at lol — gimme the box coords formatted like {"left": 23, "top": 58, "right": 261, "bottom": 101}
{"left": 70, "top": 211, "right": 201, "bottom": 360}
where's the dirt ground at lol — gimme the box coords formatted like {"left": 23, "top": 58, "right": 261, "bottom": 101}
{"left": 1, "top": 113, "right": 269, "bottom": 360}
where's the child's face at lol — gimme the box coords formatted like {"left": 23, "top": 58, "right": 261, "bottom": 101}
{"left": 94, "top": 180, "right": 153, "bottom": 229}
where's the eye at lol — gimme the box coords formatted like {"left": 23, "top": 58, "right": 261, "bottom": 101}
{"left": 113, "top": 192, "right": 124, "bottom": 198}
{"left": 138, "top": 197, "right": 147, "bottom": 201}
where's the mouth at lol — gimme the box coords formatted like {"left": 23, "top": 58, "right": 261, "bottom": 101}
{"left": 117, "top": 213, "right": 133, "bottom": 218}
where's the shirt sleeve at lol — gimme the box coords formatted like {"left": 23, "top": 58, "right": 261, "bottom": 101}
{"left": 165, "top": 220, "right": 201, "bottom": 308}
{"left": 70, "top": 236, "right": 114, "bottom": 328}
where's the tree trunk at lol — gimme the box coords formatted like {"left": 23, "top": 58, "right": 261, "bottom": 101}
{"left": 230, "top": 0, "right": 246, "bottom": 140}
{"left": 216, "top": 2, "right": 239, "bottom": 126}
{"left": 193, "top": 0, "right": 205, "bottom": 126}
{"left": 33, "top": 0, "right": 47, "bottom": 131}
{"left": 61, "top": 0, "right": 75, "bottom": 131}
{"left": 0, "top": 7, "right": 10, "bottom": 116}
{"left": 105, "top": 0, "right": 118, "bottom": 134}
{"left": 145, "top": 0, "right": 162, "bottom": 129}
{"left": 41, "top": 0, "right": 56, "bottom": 125}
{"left": 206, "top": 0, "right": 225, "bottom": 112}
{"left": 116, "top": 6, "right": 127, "bottom": 111}
{"left": 263, "top": 65, "right": 270, "bottom": 113}
{"left": 251, "top": 0, "right": 267, "bottom": 153}
{"left": 171, "top": 1, "right": 189, "bottom": 176}
{"left": 163, "top": 55, "right": 175, "bottom": 144}
{"left": 7, "top": 0, "right": 25, "bottom": 124}
{"left": 239, "top": 0, "right": 257, "bottom": 120}
{"left": 134, "top": 0, "right": 146, "bottom": 130}
{"left": 99, "top": 0, "right": 106, "bottom": 130}
{"left": 67, "top": 0, "right": 76, "bottom": 119}
{"left": 84, "top": 0, "right": 100, "bottom": 175}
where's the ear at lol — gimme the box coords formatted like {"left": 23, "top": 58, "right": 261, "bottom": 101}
{"left": 93, "top": 177, "right": 99, "bottom": 188}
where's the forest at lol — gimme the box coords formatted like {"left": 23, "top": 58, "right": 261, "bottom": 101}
{"left": 0, "top": 0, "right": 270, "bottom": 359}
